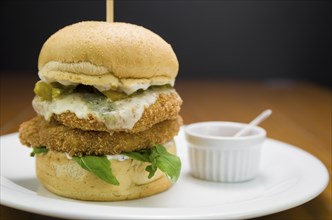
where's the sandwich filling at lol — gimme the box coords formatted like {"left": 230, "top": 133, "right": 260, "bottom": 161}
{"left": 33, "top": 81, "right": 180, "bottom": 131}
{"left": 30, "top": 140, "right": 181, "bottom": 186}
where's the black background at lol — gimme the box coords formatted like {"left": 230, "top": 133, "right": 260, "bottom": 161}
{"left": 1, "top": 0, "right": 331, "bottom": 86}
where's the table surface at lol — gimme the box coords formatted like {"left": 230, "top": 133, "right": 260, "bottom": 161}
{"left": 0, "top": 74, "right": 331, "bottom": 220}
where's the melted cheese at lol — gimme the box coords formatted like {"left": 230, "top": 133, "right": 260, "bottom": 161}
{"left": 33, "top": 87, "right": 176, "bottom": 130}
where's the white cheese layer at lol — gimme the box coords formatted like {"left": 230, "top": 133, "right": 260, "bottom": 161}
{"left": 33, "top": 87, "right": 176, "bottom": 130}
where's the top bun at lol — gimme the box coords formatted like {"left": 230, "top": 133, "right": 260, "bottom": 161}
{"left": 38, "top": 21, "right": 179, "bottom": 94}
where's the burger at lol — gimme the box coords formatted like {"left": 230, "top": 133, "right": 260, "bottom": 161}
{"left": 19, "top": 21, "right": 183, "bottom": 201}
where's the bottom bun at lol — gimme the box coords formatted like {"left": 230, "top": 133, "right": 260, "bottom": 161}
{"left": 36, "top": 140, "right": 177, "bottom": 201}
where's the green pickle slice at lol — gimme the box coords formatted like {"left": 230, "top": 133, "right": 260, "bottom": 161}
{"left": 33, "top": 81, "right": 168, "bottom": 102}
{"left": 101, "top": 90, "right": 127, "bottom": 101}
{"left": 34, "top": 81, "right": 75, "bottom": 101}
{"left": 33, "top": 81, "right": 53, "bottom": 101}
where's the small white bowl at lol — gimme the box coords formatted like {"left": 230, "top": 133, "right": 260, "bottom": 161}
{"left": 185, "top": 121, "right": 266, "bottom": 182}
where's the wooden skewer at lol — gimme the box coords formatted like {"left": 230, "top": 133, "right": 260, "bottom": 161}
{"left": 106, "top": 0, "right": 114, "bottom": 22}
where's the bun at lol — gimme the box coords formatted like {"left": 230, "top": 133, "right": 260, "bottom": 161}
{"left": 38, "top": 21, "right": 178, "bottom": 93}
{"left": 35, "top": 141, "right": 177, "bottom": 201}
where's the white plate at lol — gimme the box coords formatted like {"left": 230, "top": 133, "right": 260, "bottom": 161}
{"left": 0, "top": 129, "right": 329, "bottom": 219}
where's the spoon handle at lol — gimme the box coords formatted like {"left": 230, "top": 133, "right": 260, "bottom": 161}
{"left": 234, "top": 109, "right": 272, "bottom": 137}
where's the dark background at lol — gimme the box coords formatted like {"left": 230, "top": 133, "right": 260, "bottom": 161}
{"left": 1, "top": 0, "right": 331, "bottom": 86}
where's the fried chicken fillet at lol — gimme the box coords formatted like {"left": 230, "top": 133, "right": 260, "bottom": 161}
{"left": 19, "top": 116, "right": 182, "bottom": 156}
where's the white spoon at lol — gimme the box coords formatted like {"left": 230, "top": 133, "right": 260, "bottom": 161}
{"left": 234, "top": 109, "right": 272, "bottom": 137}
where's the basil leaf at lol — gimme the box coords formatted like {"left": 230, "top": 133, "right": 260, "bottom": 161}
{"left": 30, "top": 147, "right": 48, "bottom": 157}
{"left": 153, "top": 144, "right": 181, "bottom": 183}
{"left": 124, "top": 144, "right": 181, "bottom": 182}
{"left": 123, "top": 151, "right": 150, "bottom": 162}
{"left": 145, "top": 164, "right": 157, "bottom": 179}
{"left": 73, "top": 156, "right": 119, "bottom": 185}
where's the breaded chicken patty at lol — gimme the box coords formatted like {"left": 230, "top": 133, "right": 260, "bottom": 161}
{"left": 19, "top": 116, "right": 182, "bottom": 156}
{"left": 51, "top": 92, "right": 182, "bottom": 133}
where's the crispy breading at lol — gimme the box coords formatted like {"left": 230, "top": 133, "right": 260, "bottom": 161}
{"left": 19, "top": 116, "right": 182, "bottom": 156}
{"left": 50, "top": 92, "right": 182, "bottom": 133}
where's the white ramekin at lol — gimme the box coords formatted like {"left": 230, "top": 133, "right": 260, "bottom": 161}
{"left": 185, "top": 121, "right": 266, "bottom": 182}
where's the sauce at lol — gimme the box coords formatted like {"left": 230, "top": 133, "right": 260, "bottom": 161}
{"left": 33, "top": 87, "right": 177, "bottom": 130}
{"left": 64, "top": 140, "right": 174, "bottom": 161}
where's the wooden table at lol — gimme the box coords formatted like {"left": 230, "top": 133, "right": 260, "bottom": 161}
{"left": 1, "top": 74, "right": 331, "bottom": 220}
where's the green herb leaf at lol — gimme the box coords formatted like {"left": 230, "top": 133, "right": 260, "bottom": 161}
{"left": 145, "top": 164, "right": 158, "bottom": 179}
{"left": 30, "top": 147, "right": 48, "bottom": 157}
{"left": 123, "top": 150, "right": 150, "bottom": 162}
{"left": 72, "top": 156, "right": 119, "bottom": 185}
{"left": 70, "top": 145, "right": 181, "bottom": 186}
{"left": 153, "top": 144, "right": 181, "bottom": 183}
{"left": 124, "top": 144, "right": 181, "bottom": 183}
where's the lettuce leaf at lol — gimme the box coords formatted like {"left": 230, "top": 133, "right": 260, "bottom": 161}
{"left": 124, "top": 144, "right": 181, "bottom": 183}
{"left": 30, "top": 147, "right": 48, "bottom": 157}
{"left": 72, "top": 155, "right": 119, "bottom": 185}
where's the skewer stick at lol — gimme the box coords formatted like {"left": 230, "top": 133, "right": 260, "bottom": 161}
{"left": 106, "top": 0, "right": 114, "bottom": 22}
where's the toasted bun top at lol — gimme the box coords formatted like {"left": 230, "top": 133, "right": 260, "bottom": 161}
{"left": 38, "top": 21, "right": 179, "bottom": 94}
